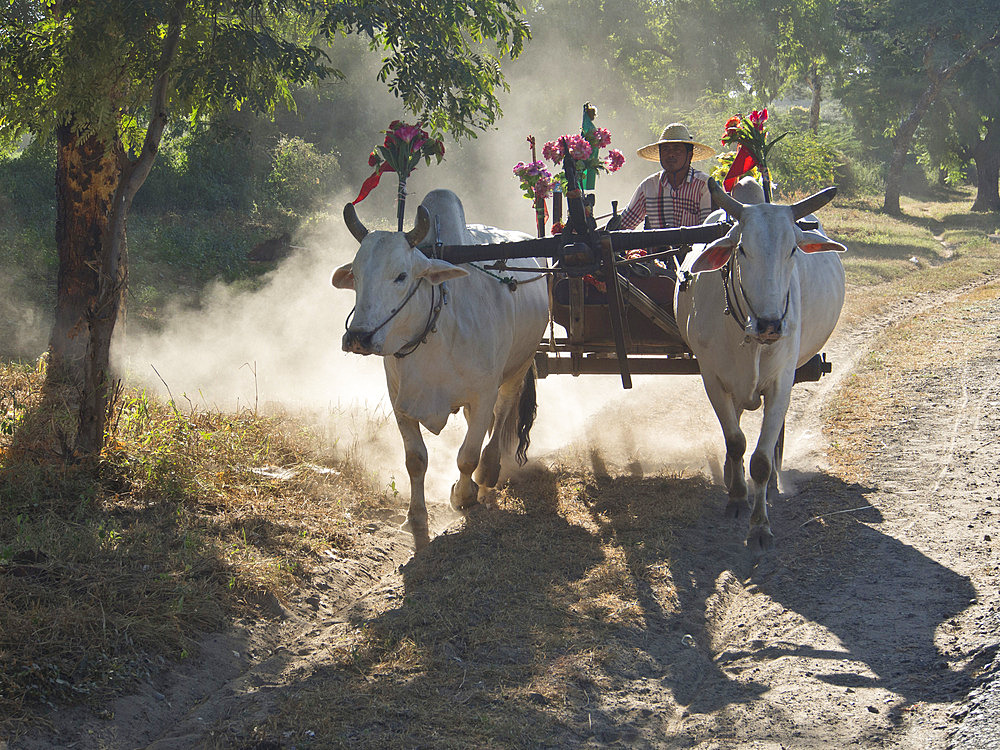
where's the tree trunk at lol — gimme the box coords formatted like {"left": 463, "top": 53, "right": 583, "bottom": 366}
{"left": 884, "top": 30, "right": 1000, "bottom": 215}
{"left": 48, "top": 125, "right": 127, "bottom": 458}
{"left": 883, "top": 104, "right": 927, "bottom": 215}
{"left": 971, "top": 118, "right": 1000, "bottom": 212}
{"left": 807, "top": 63, "right": 821, "bottom": 133}
{"left": 46, "top": 1, "right": 184, "bottom": 460}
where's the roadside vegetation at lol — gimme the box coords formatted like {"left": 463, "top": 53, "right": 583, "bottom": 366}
{"left": 2, "top": 169, "right": 997, "bottom": 736}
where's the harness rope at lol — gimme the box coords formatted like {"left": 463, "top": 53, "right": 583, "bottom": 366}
{"left": 344, "top": 221, "right": 545, "bottom": 358}
{"left": 721, "top": 246, "right": 790, "bottom": 342}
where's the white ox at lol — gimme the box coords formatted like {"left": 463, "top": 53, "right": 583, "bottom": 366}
{"left": 674, "top": 178, "right": 847, "bottom": 553}
{"left": 332, "top": 189, "right": 549, "bottom": 550}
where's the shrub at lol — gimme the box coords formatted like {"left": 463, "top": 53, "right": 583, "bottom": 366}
{"left": 0, "top": 140, "right": 55, "bottom": 225}
{"left": 265, "top": 136, "right": 341, "bottom": 215}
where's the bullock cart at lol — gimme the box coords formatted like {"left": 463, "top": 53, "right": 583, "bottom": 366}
{"left": 426, "top": 156, "right": 833, "bottom": 389}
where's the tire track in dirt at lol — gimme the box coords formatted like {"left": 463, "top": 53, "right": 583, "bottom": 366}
{"left": 686, "top": 272, "right": 1000, "bottom": 749}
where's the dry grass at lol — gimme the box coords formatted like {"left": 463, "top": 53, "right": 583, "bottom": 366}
{"left": 0, "top": 360, "right": 387, "bottom": 734}
{"left": 821, "top": 189, "right": 1000, "bottom": 327}
{"left": 825, "top": 278, "right": 1000, "bottom": 483}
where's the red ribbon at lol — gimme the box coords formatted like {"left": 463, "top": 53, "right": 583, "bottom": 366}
{"left": 352, "top": 162, "right": 394, "bottom": 204}
{"left": 723, "top": 145, "right": 757, "bottom": 192}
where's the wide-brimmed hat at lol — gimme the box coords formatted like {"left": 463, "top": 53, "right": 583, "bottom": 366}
{"left": 637, "top": 123, "right": 716, "bottom": 162}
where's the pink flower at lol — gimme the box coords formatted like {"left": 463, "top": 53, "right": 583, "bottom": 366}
{"left": 542, "top": 140, "right": 564, "bottom": 163}
{"left": 513, "top": 161, "right": 527, "bottom": 176}
{"left": 605, "top": 149, "right": 625, "bottom": 172}
{"left": 533, "top": 179, "right": 554, "bottom": 201}
{"left": 594, "top": 127, "right": 612, "bottom": 148}
{"left": 565, "top": 134, "right": 592, "bottom": 160}
{"left": 392, "top": 124, "right": 423, "bottom": 143}
{"left": 525, "top": 160, "right": 548, "bottom": 177}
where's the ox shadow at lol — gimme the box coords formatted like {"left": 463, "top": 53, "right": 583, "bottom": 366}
{"left": 298, "top": 464, "right": 773, "bottom": 745}
{"left": 571, "top": 459, "right": 978, "bottom": 725}
{"left": 277, "top": 461, "right": 976, "bottom": 745}
{"left": 710, "top": 467, "right": 977, "bottom": 718}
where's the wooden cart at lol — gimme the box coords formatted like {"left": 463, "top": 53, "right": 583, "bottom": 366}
{"left": 429, "top": 152, "right": 831, "bottom": 390}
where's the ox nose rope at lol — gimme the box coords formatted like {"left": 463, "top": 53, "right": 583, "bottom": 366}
{"left": 344, "top": 275, "right": 426, "bottom": 339}
{"left": 393, "top": 282, "right": 447, "bottom": 358}
{"left": 722, "top": 248, "right": 790, "bottom": 342}
{"left": 343, "top": 275, "right": 445, "bottom": 358}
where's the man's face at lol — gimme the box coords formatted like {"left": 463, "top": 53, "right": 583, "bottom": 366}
{"left": 659, "top": 142, "right": 692, "bottom": 173}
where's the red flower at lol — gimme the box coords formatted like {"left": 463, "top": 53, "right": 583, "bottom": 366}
{"left": 749, "top": 109, "right": 768, "bottom": 130}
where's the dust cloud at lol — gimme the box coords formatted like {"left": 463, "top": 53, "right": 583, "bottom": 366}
{"left": 117, "top": 33, "right": 727, "bottom": 505}
{"left": 0, "top": 281, "right": 48, "bottom": 360}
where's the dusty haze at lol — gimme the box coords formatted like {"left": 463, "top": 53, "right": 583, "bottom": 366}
{"left": 114, "top": 35, "right": 730, "bottom": 504}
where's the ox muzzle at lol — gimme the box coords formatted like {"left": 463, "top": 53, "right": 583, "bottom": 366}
{"left": 750, "top": 317, "right": 784, "bottom": 345}
{"left": 342, "top": 328, "right": 380, "bottom": 356}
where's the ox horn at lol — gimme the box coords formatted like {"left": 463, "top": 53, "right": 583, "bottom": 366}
{"left": 343, "top": 203, "right": 369, "bottom": 242}
{"left": 708, "top": 178, "right": 744, "bottom": 220}
{"left": 405, "top": 205, "right": 430, "bottom": 248}
{"left": 791, "top": 186, "right": 838, "bottom": 220}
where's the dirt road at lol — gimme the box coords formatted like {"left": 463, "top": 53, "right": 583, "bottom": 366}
{"left": 13, "top": 277, "right": 1000, "bottom": 749}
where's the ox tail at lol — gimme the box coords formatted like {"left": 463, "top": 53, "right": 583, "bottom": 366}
{"left": 515, "top": 364, "right": 538, "bottom": 466}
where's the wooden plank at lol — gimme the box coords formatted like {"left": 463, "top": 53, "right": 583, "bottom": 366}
{"left": 616, "top": 274, "right": 680, "bottom": 338}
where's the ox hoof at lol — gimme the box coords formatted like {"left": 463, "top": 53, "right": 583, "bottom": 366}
{"left": 725, "top": 498, "right": 750, "bottom": 519}
{"left": 450, "top": 480, "right": 480, "bottom": 511}
{"left": 477, "top": 486, "right": 498, "bottom": 508}
{"left": 746, "top": 525, "right": 774, "bottom": 556}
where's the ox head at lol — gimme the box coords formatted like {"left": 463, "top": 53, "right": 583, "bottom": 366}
{"left": 690, "top": 179, "right": 847, "bottom": 344}
{"left": 332, "top": 203, "right": 469, "bottom": 356}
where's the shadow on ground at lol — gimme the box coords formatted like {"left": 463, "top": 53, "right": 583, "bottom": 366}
{"left": 256, "top": 456, "right": 976, "bottom": 747}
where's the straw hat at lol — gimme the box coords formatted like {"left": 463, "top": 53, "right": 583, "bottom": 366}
{"left": 637, "top": 123, "right": 716, "bottom": 162}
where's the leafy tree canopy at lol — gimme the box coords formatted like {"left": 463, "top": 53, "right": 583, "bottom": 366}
{"left": 0, "top": 0, "right": 530, "bottom": 149}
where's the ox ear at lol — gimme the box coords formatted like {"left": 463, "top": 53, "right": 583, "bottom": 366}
{"left": 331, "top": 262, "right": 355, "bottom": 290}
{"left": 690, "top": 236, "right": 737, "bottom": 274}
{"left": 414, "top": 255, "right": 469, "bottom": 286}
{"left": 796, "top": 230, "right": 847, "bottom": 254}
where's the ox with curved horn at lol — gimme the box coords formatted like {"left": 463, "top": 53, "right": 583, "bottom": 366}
{"left": 331, "top": 189, "right": 549, "bottom": 551}
{"left": 709, "top": 179, "right": 837, "bottom": 221}
{"left": 343, "top": 202, "right": 430, "bottom": 248}
{"left": 675, "top": 178, "right": 847, "bottom": 554}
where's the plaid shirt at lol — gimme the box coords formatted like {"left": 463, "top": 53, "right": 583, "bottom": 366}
{"left": 619, "top": 168, "right": 712, "bottom": 230}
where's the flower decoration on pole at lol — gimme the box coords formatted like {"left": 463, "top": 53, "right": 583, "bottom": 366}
{"left": 515, "top": 136, "right": 559, "bottom": 238}
{"left": 540, "top": 103, "right": 625, "bottom": 196}
{"left": 720, "top": 109, "right": 786, "bottom": 202}
{"left": 352, "top": 120, "right": 446, "bottom": 230}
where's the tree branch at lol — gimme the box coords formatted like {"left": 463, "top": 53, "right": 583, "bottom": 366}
{"left": 122, "top": 0, "right": 187, "bottom": 204}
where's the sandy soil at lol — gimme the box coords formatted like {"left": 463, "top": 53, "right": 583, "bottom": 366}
{"left": 10, "top": 275, "right": 1000, "bottom": 749}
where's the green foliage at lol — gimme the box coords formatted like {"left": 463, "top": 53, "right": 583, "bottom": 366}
{"left": 138, "top": 125, "right": 264, "bottom": 213}
{"left": 768, "top": 129, "right": 847, "bottom": 196}
{"left": 0, "top": 0, "right": 530, "bottom": 153}
{"left": 266, "top": 136, "right": 342, "bottom": 214}
{"left": 0, "top": 141, "right": 56, "bottom": 225}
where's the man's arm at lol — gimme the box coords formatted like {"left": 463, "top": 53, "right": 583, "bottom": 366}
{"left": 619, "top": 177, "right": 649, "bottom": 230}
